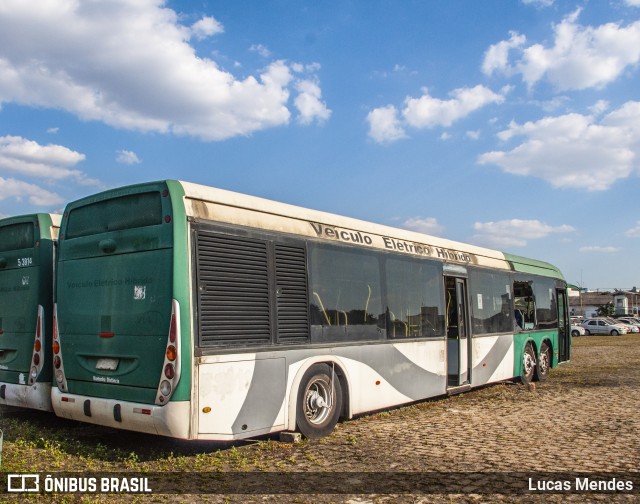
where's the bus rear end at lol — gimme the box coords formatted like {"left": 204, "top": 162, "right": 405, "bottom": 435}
{"left": 52, "top": 181, "right": 192, "bottom": 437}
{"left": 0, "top": 214, "right": 59, "bottom": 411}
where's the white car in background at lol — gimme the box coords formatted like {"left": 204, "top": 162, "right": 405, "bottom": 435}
{"left": 615, "top": 317, "right": 640, "bottom": 333}
{"left": 570, "top": 323, "right": 586, "bottom": 337}
{"left": 581, "top": 318, "right": 629, "bottom": 336}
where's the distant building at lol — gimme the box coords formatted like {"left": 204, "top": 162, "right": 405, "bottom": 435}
{"left": 613, "top": 290, "right": 640, "bottom": 316}
{"left": 568, "top": 289, "right": 640, "bottom": 317}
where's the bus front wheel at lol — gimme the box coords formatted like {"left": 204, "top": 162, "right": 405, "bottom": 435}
{"left": 296, "top": 364, "right": 342, "bottom": 439}
{"left": 521, "top": 342, "right": 536, "bottom": 384}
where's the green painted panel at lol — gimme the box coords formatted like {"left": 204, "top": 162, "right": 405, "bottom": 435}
{"left": 513, "top": 330, "right": 560, "bottom": 377}
{"left": 0, "top": 214, "right": 56, "bottom": 383}
{"left": 503, "top": 253, "right": 565, "bottom": 281}
{"left": 57, "top": 183, "right": 176, "bottom": 402}
{"left": 165, "top": 180, "right": 191, "bottom": 402}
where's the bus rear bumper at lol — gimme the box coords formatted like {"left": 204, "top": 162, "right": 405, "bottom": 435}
{"left": 0, "top": 381, "right": 52, "bottom": 411}
{"left": 51, "top": 388, "right": 191, "bottom": 439}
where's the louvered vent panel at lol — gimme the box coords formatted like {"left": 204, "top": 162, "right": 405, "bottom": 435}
{"left": 197, "top": 232, "right": 271, "bottom": 346}
{"left": 275, "top": 244, "right": 309, "bottom": 343}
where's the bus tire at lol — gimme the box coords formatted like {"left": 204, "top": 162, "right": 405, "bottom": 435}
{"left": 296, "top": 364, "right": 342, "bottom": 439}
{"left": 535, "top": 342, "right": 551, "bottom": 382}
{"left": 520, "top": 342, "right": 536, "bottom": 384}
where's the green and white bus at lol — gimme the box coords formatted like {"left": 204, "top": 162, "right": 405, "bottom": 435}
{"left": 52, "top": 181, "right": 570, "bottom": 439}
{"left": 0, "top": 213, "right": 60, "bottom": 411}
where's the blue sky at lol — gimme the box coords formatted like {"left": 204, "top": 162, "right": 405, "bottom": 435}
{"left": 1, "top": 0, "right": 640, "bottom": 290}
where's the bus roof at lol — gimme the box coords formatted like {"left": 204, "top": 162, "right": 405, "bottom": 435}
{"left": 176, "top": 180, "right": 564, "bottom": 280}
{"left": 503, "top": 252, "right": 565, "bottom": 281}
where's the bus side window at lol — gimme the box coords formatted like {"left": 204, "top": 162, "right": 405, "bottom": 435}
{"left": 385, "top": 257, "right": 445, "bottom": 339}
{"left": 309, "top": 244, "right": 384, "bottom": 342}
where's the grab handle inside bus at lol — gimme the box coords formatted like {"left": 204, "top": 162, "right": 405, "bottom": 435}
{"left": 98, "top": 239, "right": 117, "bottom": 254}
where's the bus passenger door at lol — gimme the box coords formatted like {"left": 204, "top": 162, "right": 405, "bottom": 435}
{"left": 556, "top": 289, "right": 570, "bottom": 363}
{"left": 446, "top": 276, "right": 471, "bottom": 389}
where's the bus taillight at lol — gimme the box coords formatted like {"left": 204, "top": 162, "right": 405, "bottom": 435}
{"left": 155, "top": 300, "right": 181, "bottom": 406}
{"left": 29, "top": 305, "right": 45, "bottom": 385}
{"left": 52, "top": 304, "right": 68, "bottom": 391}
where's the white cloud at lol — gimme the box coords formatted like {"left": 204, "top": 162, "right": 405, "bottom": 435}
{"left": 472, "top": 219, "right": 575, "bottom": 248}
{"left": 478, "top": 101, "right": 640, "bottom": 190}
{"left": 625, "top": 0, "right": 640, "bottom": 6}
{"left": 588, "top": 100, "right": 610, "bottom": 116}
{"left": 482, "top": 31, "right": 526, "bottom": 76}
{"left": 579, "top": 246, "right": 621, "bottom": 253}
{"left": 294, "top": 79, "right": 331, "bottom": 125}
{"left": 0, "top": 0, "right": 327, "bottom": 141}
{"left": 366, "top": 105, "right": 407, "bottom": 143}
{"left": 367, "top": 85, "right": 504, "bottom": 144}
{"left": 403, "top": 85, "right": 505, "bottom": 129}
{"left": 401, "top": 217, "right": 444, "bottom": 236}
{"left": 116, "top": 150, "right": 141, "bottom": 165}
{"left": 485, "top": 9, "right": 640, "bottom": 90}
{"left": 625, "top": 222, "right": 640, "bottom": 237}
{"left": 521, "top": 0, "right": 555, "bottom": 7}
{"left": 0, "top": 176, "right": 63, "bottom": 206}
{"left": 190, "top": 16, "right": 223, "bottom": 40}
{"left": 249, "top": 44, "right": 271, "bottom": 58}
{"left": 0, "top": 135, "right": 86, "bottom": 180}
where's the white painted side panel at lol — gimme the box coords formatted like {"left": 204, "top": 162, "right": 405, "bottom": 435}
{"left": 340, "top": 356, "right": 414, "bottom": 414}
{"left": 392, "top": 340, "right": 446, "bottom": 376}
{"left": 197, "top": 357, "right": 286, "bottom": 436}
{"left": 197, "top": 359, "right": 255, "bottom": 434}
{"left": 472, "top": 335, "right": 515, "bottom": 384}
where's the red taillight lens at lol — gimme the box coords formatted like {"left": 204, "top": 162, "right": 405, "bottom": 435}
{"left": 33, "top": 353, "right": 40, "bottom": 366}
{"left": 164, "top": 363, "right": 175, "bottom": 379}
{"left": 53, "top": 312, "right": 58, "bottom": 340}
{"left": 54, "top": 356, "right": 61, "bottom": 369}
{"left": 52, "top": 341, "right": 60, "bottom": 354}
{"left": 166, "top": 345, "right": 177, "bottom": 361}
{"left": 36, "top": 317, "right": 41, "bottom": 338}
{"left": 169, "top": 314, "right": 176, "bottom": 343}
{"left": 34, "top": 339, "right": 41, "bottom": 352}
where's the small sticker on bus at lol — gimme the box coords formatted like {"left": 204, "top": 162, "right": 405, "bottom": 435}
{"left": 17, "top": 257, "right": 32, "bottom": 267}
{"left": 133, "top": 285, "right": 146, "bottom": 300}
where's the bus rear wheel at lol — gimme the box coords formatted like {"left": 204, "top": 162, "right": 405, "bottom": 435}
{"left": 535, "top": 342, "right": 551, "bottom": 382}
{"left": 296, "top": 364, "right": 342, "bottom": 439}
{"left": 521, "top": 342, "right": 536, "bottom": 384}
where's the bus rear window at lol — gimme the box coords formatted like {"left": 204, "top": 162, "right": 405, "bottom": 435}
{"left": 0, "top": 222, "right": 35, "bottom": 252}
{"left": 66, "top": 191, "right": 162, "bottom": 239}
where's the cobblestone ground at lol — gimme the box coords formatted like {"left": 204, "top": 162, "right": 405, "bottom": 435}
{"left": 212, "top": 335, "right": 640, "bottom": 503}
{"left": 1, "top": 335, "right": 639, "bottom": 503}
